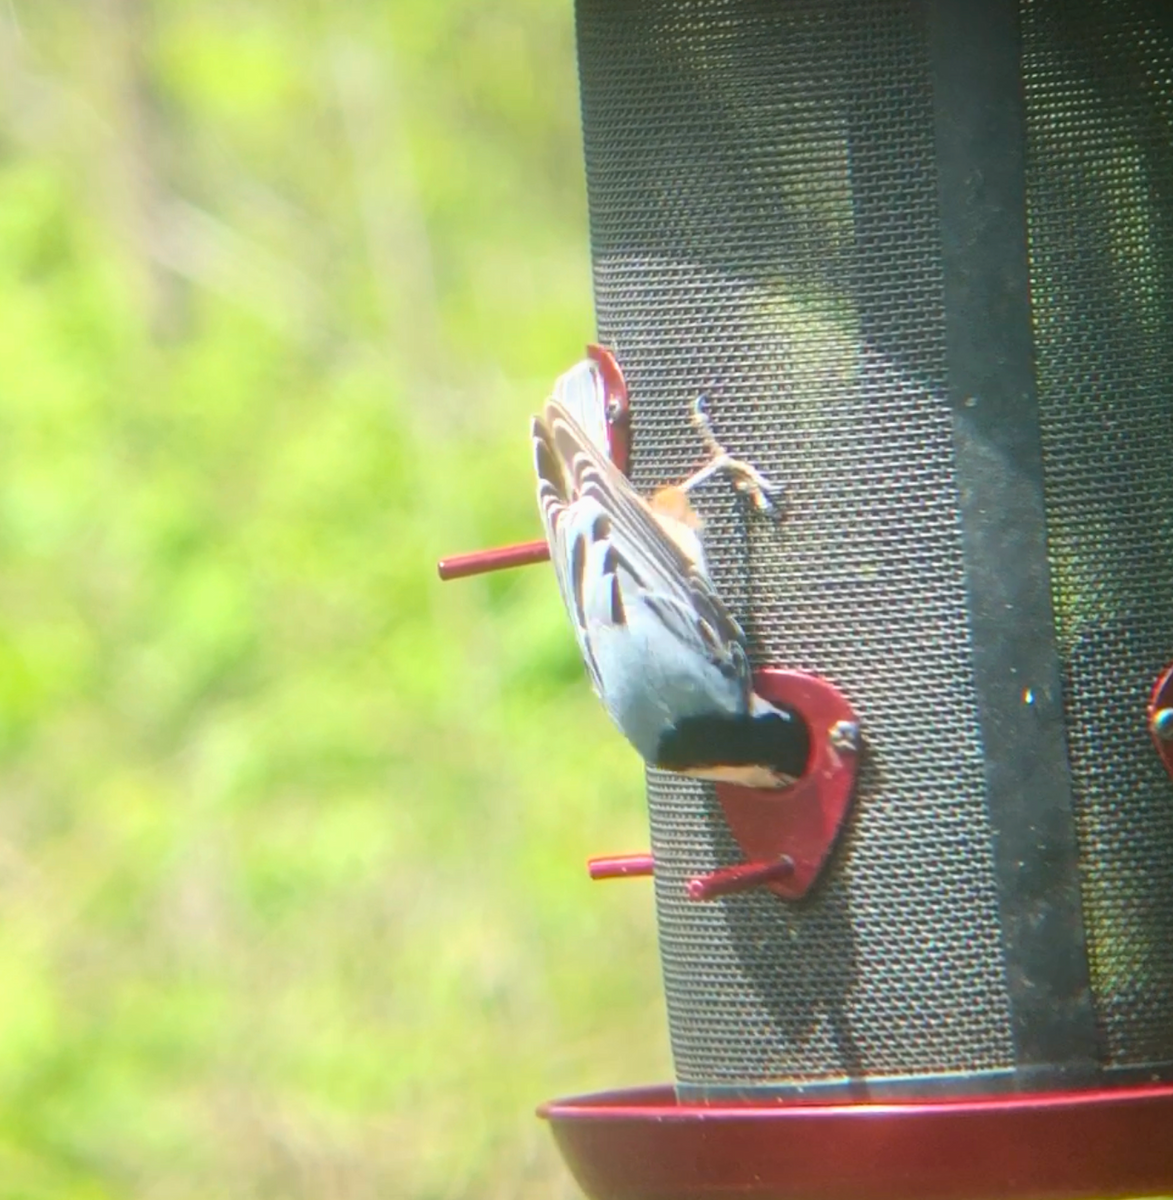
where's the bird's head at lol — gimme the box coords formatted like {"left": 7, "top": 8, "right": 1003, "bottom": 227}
{"left": 655, "top": 694, "right": 811, "bottom": 789}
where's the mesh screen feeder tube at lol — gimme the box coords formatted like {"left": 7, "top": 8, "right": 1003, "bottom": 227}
{"left": 439, "top": 1, "right": 1173, "bottom": 1197}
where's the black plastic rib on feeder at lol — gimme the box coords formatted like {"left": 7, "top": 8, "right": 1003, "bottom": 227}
{"left": 531, "top": 0, "right": 1173, "bottom": 1198}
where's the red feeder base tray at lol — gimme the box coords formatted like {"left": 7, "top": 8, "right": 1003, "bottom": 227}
{"left": 539, "top": 1082, "right": 1173, "bottom": 1200}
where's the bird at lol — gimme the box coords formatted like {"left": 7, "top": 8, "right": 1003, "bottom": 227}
{"left": 531, "top": 391, "right": 810, "bottom": 789}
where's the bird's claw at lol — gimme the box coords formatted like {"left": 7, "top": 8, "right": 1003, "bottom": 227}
{"left": 686, "top": 394, "right": 784, "bottom": 516}
{"left": 732, "top": 468, "right": 781, "bottom": 515}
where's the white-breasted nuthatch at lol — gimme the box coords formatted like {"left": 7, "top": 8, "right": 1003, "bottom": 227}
{"left": 532, "top": 393, "right": 810, "bottom": 788}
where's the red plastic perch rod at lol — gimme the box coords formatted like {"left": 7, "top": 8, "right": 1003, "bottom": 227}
{"left": 688, "top": 857, "right": 795, "bottom": 901}
{"left": 437, "top": 539, "right": 550, "bottom": 581}
{"left": 588, "top": 854, "right": 655, "bottom": 881}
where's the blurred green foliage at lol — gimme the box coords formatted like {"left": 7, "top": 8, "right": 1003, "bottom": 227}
{"left": 0, "top": 1, "right": 668, "bottom": 1195}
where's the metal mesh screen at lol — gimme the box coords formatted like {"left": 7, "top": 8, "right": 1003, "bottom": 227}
{"left": 575, "top": 0, "right": 1173, "bottom": 1095}
{"left": 1021, "top": 0, "right": 1173, "bottom": 1067}
{"left": 576, "top": 0, "right": 1015, "bottom": 1090}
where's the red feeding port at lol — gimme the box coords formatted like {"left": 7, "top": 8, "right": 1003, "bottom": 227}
{"left": 1146, "top": 661, "right": 1173, "bottom": 781}
{"left": 689, "top": 668, "right": 860, "bottom": 902}
{"left": 585, "top": 343, "right": 632, "bottom": 473}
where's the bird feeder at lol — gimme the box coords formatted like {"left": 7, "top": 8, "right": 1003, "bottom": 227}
{"left": 444, "top": 1, "right": 1173, "bottom": 1196}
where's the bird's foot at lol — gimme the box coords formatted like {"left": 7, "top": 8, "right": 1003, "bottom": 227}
{"left": 680, "top": 395, "right": 783, "bottom": 515}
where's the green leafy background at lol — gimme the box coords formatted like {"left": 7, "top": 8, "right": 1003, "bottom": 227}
{"left": 0, "top": 1, "right": 668, "bottom": 1195}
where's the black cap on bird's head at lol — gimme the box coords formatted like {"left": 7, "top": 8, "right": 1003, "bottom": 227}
{"left": 655, "top": 697, "right": 812, "bottom": 789}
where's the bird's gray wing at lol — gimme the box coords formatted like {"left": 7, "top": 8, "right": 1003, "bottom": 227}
{"left": 532, "top": 398, "right": 749, "bottom": 700}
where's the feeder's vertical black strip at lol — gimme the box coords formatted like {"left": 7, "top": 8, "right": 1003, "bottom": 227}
{"left": 927, "top": 0, "right": 1100, "bottom": 1074}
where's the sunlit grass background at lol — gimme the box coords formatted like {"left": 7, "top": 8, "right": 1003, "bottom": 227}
{"left": 0, "top": 1, "right": 669, "bottom": 1195}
